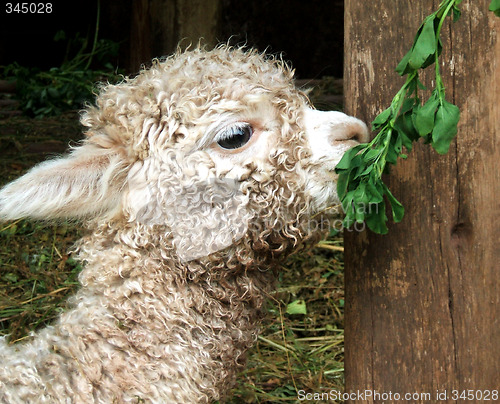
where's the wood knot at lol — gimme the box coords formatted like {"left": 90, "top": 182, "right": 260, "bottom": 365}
{"left": 450, "top": 222, "right": 472, "bottom": 249}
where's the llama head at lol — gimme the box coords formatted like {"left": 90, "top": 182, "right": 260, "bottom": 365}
{"left": 0, "top": 46, "right": 368, "bottom": 263}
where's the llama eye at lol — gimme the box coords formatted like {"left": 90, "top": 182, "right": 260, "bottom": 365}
{"left": 216, "top": 124, "right": 253, "bottom": 150}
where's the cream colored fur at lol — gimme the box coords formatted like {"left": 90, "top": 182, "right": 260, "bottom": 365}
{"left": 0, "top": 46, "right": 368, "bottom": 403}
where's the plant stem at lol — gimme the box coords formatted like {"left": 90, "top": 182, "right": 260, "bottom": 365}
{"left": 85, "top": 0, "right": 101, "bottom": 71}
{"left": 435, "top": 0, "right": 456, "bottom": 94}
{"left": 389, "top": 71, "right": 418, "bottom": 125}
{"left": 368, "top": 70, "right": 417, "bottom": 166}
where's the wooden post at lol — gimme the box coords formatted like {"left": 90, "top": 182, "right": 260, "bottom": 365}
{"left": 130, "top": 0, "right": 221, "bottom": 72}
{"left": 344, "top": 1, "right": 499, "bottom": 401}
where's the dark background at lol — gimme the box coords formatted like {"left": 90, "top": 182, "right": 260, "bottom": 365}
{"left": 0, "top": 0, "right": 344, "bottom": 79}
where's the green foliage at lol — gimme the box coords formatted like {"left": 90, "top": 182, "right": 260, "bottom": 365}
{"left": 286, "top": 299, "right": 307, "bottom": 315}
{"left": 335, "top": 0, "right": 485, "bottom": 234}
{"left": 1, "top": 32, "right": 122, "bottom": 117}
{"left": 490, "top": 0, "right": 500, "bottom": 16}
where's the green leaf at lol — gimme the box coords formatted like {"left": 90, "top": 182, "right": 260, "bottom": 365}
{"left": 335, "top": 144, "right": 365, "bottom": 171}
{"left": 47, "top": 87, "right": 59, "bottom": 98}
{"left": 394, "top": 112, "right": 419, "bottom": 146}
{"left": 432, "top": 100, "right": 460, "bottom": 154}
{"left": 336, "top": 170, "right": 353, "bottom": 200}
{"left": 286, "top": 299, "right": 307, "bottom": 315}
{"left": 366, "top": 179, "right": 384, "bottom": 204}
{"left": 391, "top": 130, "right": 403, "bottom": 153}
{"left": 385, "top": 142, "right": 399, "bottom": 165}
{"left": 2, "top": 273, "right": 19, "bottom": 283}
{"left": 363, "top": 148, "right": 382, "bottom": 162}
{"left": 414, "top": 95, "right": 440, "bottom": 136}
{"left": 451, "top": 5, "right": 462, "bottom": 21}
{"left": 372, "top": 107, "right": 392, "bottom": 130}
{"left": 353, "top": 182, "right": 369, "bottom": 208}
{"left": 365, "top": 201, "right": 388, "bottom": 234}
{"left": 341, "top": 190, "right": 356, "bottom": 217}
{"left": 354, "top": 206, "right": 366, "bottom": 224}
{"left": 409, "top": 16, "right": 438, "bottom": 70}
{"left": 382, "top": 183, "right": 405, "bottom": 223}
{"left": 420, "top": 36, "right": 442, "bottom": 69}
{"left": 399, "top": 130, "right": 415, "bottom": 151}
{"left": 395, "top": 20, "right": 440, "bottom": 76}
{"left": 400, "top": 96, "right": 418, "bottom": 114}
{"left": 396, "top": 49, "right": 413, "bottom": 76}
{"left": 490, "top": 0, "right": 500, "bottom": 17}
{"left": 355, "top": 163, "right": 374, "bottom": 178}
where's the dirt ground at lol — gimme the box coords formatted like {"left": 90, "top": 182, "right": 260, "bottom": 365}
{"left": 0, "top": 112, "right": 84, "bottom": 340}
{"left": 0, "top": 112, "right": 84, "bottom": 181}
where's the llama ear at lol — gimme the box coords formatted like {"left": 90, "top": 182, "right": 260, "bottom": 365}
{"left": 0, "top": 144, "right": 127, "bottom": 221}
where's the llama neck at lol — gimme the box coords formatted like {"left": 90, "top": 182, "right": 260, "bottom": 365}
{"left": 70, "top": 233, "right": 277, "bottom": 402}
{"left": 1, "top": 226, "right": 280, "bottom": 402}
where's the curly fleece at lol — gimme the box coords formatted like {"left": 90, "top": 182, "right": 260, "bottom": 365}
{"left": 0, "top": 46, "right": 352, "bottom": 403}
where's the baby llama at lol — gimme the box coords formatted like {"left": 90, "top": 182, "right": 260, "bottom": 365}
{"left": 0, "top": 45, "right": 368, "bottom": 403}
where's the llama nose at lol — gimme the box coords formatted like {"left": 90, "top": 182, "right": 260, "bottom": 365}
{"left": 329, "top": 116, "right": 370, "bottom": 144}
{"left": 303, "top": 108, "right": 370, "bottom": 160}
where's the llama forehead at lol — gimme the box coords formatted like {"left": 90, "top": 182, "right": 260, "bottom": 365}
{"left": 82, "top": 47, "right": 309, "bottom": 166}
{"left": 152, "top": 55, "right": 298, "bottom": 117}
{"left": 155, "top": 47, "right": 295, "bottom": 90}
{"left": 149, "top": 53, "right": 306, "bottom": 152}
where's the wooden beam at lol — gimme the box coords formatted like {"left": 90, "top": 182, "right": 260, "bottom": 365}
{"left": 344, "top": 0, "right": 499, "bottom": 399}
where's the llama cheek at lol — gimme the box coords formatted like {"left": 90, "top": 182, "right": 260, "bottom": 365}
{"left": 305, "top": 181, "right": 339, "bottom": 213}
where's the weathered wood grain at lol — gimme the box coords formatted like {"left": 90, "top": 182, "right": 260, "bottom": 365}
{"left": 344, "top": 1, "right": 499, "bottom": 401}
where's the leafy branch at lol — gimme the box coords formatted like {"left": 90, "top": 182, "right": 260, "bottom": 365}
{"left": 335, "top": 0, "right": 499, "bottom": 234}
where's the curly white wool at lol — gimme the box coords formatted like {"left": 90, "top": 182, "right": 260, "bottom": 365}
{"left": 0, "top": 45, "right": 367, "bottom": 403}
